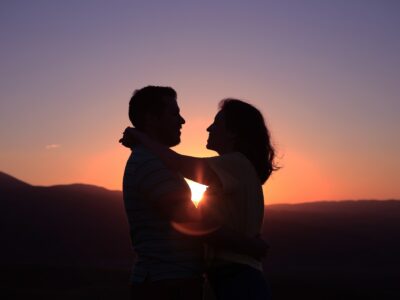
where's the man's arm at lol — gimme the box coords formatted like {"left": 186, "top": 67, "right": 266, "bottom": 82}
{"left": 120, "top": 128, "right": 220, "bottom": 186}
{"left": 171, "top": 210, "right": 269, "bottom": 259}
{"left": 203, "top": 227, "right": 269, "bottom": 260}
{"left": 153, "top": 190, "right": 201, "bottom": 223}
{"left": 135, "top": 152, "right": 201, "bottom": 223}
{"left": 171, "top": 220, "right": 269, "bottom": 259}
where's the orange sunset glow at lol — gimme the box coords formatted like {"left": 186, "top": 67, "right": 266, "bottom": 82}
{"left": 2, "top": 3, "right": 400, "bottom": 300}
{"left": 1, "top": 1, "right": 399, "bottom": 205}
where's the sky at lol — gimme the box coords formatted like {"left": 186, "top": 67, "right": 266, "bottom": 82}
{"left": 1, "top": 0, "right": 399, "bottom": 204}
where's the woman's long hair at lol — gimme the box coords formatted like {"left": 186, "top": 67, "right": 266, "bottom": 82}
{"left": 219, "top": 99, "right": 278, "bottom": 184}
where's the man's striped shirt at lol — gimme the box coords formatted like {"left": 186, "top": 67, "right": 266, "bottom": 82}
{"left": 123, "top": 146, "right": 204, "bottom": 283}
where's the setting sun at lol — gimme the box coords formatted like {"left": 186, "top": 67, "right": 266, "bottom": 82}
{"left": 185, "top": 179, "right": 207, "bottom": 206}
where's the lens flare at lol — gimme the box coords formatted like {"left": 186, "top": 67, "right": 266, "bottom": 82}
{"left": 185, "top": 178, "right": 207, "bottom": 207}
{"left": 171, "top": 221, "right": 220, "bottom": 236}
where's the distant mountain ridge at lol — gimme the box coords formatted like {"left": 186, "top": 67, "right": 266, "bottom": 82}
{"left": 0, "top": 171, "right": 133, "bottom": 268}
{"left": 1, "top": 171, "right": 399, "bottom": 297}
{"left": 0, "top": 171, "right": 117, "bottom": 192}
{"left": 0, "top": 173, "right": 400, "bottom": 299}
{"left": 0, "top": 171, "right": 31, "bottom": 188}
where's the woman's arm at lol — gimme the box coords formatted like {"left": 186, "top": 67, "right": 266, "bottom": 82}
{"left": 120, "top": 127, "right": 220, "bottom": 186}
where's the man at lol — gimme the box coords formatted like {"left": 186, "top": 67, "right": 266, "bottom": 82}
{"left": 122, "top": 86, "right": 204, "bottom": 299}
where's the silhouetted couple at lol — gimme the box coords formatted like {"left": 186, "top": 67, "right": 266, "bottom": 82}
{"left": 120, "top": 86, "right": 277, "bottom": 300}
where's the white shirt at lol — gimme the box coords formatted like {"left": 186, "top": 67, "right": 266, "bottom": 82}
{"left": 203, "top": 152, "right": 265, "bottom": 270}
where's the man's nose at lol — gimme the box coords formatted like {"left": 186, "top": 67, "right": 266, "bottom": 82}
{"left": 179, "top": 115, "right": 185, "bottom": 124}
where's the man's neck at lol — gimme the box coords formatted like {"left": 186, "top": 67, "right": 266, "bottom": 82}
{"left": 141, "top": 129, "right": 170, "bottom": 148}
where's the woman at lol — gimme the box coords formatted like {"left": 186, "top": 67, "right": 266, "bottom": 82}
{"left": 121, "top": 99, "right": 278, "bottom": 299}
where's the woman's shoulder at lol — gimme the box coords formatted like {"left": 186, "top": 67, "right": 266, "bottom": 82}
{"left": 208, "top": 152, "right": 247, "bottom": 164}
{"left": 207, "top": 152, "right": 256, "bottom": 180}
{"left": 219, "top": 152, "right": 253, "bottom": 169}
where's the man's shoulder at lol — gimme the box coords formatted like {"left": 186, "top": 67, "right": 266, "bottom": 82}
{"left": 126, "top": 146, "right": 162, "bottom": 167}
{"left": 131, "top": 146, "right": 157, "bottom": 160}
{"left": 124, "top": 146, "right": 182, "bottom": 183}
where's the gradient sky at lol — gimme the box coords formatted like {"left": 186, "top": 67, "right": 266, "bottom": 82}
{"left": 1, "top": 0, "right": 399, "bottom": 204}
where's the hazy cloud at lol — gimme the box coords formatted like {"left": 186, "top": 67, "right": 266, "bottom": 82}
{"left": 45, "top": 144, "right": 61, "bottom": 150}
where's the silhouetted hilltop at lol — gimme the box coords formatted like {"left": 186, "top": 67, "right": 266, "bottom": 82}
{"left": 267, "top": 199, "right": 400, "bottom": 216}
{"left": 264, "top": 199, "right": 400, "bottom": 267}
{"left": 0, "top": 172, "right": 132, "bottom": 268}
{"left": 1, "top": 171, "right": 399, "bottom": 299}
{"left": 263, "top": 200, "right": 400, "bottom": 299}
{"left": 0, "top": 171, "right": 31, "bottom": 189}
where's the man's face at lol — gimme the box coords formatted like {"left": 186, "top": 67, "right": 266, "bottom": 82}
{"left": 156, "top": 96, "right": 185, "bottom": 147}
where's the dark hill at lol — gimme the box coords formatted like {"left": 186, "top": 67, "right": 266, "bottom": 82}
{"left": 263, "top": 200, "right": 400, "bottom": 299}
{"left": 0, "top": 172, "right": 133, "bottom": 268}
{"left": 1, "top": 171, "right": 399, "bottom": 299}
{"left": 0, "top": 171, "right": 31, "bottom": 189}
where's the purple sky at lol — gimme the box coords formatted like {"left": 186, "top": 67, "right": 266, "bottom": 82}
{"left": 1, "top": 0, "right": 399, "bottom": 203}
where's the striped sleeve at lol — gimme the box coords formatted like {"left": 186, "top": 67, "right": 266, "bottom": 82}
{"left": 137, "top": 158, "right": 189, "bottom": 203}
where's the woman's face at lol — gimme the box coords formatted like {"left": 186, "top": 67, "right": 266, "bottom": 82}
{"left": 206, "top": 111, "right": 235, "bottom": 154}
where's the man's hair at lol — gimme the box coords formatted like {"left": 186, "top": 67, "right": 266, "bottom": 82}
{"left": 219, "top": 98, "right": 279, "bottom": 184}
{"left": 129, "top": 86, "right": 177, "bottom": 129}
